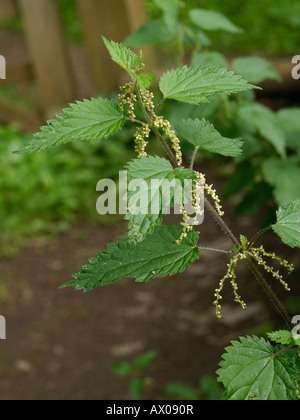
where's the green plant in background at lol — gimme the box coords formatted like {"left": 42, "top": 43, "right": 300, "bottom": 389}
{"left": 0, "top": 122, "right": 134, "bottom": 256}
{"left": 111, "top": 349, "right": 224, "bottom": 400}
{"left": 144, "top": 0, "right": 300, "bottom": 56}
{"left": 126, "top": 1, "right": 300, "bottom": 221}
{"left": 18, "top": 37, "right": 300, "bottom": 400}
{"left": 110, "top": 351, "right": 157, "bottom": 400}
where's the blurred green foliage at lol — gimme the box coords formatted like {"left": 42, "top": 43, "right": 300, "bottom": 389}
{"left": 0, "top": 123, "right": 134, "bottom": 256}
{"left": 1, "top": 1, "right": 299, "bottom": 55}
{"left": 145, "top": 0, "right": 300, "bottom": 56}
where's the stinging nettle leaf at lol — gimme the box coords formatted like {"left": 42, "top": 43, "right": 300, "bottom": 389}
{"left": 103, "top": 37, "right": 138, "bottom": 72}
{"left": 267, "top": 330, "right": 293, "bottom": 346}
{"left": 217, "top": 336, "right": 299, "bottom": 400}
{"left": 159, "top": 65, "right": 256, "bottom": 105}
{"left": 17, "top": 98, "right": 126, "bottom": 153}
{"left": 61, "top": 224, "right": 200, "bottom": 292}
{"left": 125, "top": 156, "right": 196, "bottom": 243}
{"left": 272, "top": 200, "right": 300, "bottom": 248}
{"left": 175, "top": 118, "right": 243, "bottom": 157}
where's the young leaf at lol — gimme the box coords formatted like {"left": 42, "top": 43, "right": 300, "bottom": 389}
{"left": 103, "top": 37, "right": 138, "bottom": 72}
{"left": 232, "top": 57, "right": 282, "bottom": 84}
{"left": 267, "top": 330, "right": 293, "bottom": 346}
{"left": 125, "top": 156, "right": 196, "bottom": 243}
{"left": 159, "top": 65, "right": 256, "bottom": 105}
{"left": 272, "top": 200, "right": 300, "bottom": 248}
{"left": 17, "top": 98, "right": 126, "bottom": 153}
{"left": 62, "top": 224, "right": 200, "bottom": 292}
{"left": 135, "top": 73, "right": 156, "bottom": 93}
{"left": 217, "top": 336, "right": 299, "bottom": 400}
{"left": 189, "top": 8, "right": 243, "bottom": 33}
{"left": 175, "top": 118, "right": 243, "bottom": 157}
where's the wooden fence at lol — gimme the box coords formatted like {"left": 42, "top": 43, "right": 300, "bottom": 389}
{"left": 0, "top": 0, "right": 148, "bottom": 131}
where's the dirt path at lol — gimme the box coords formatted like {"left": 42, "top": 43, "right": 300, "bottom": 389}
{"left": 0, "top": 201, "right": 298, "bottom": 400}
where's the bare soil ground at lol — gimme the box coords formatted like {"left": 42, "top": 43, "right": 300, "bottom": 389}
{"left": 0, "top": 197, "right": 298, "bottom": 400}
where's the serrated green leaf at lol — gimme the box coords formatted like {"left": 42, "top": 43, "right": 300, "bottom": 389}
{"left": 267, "top": 330, "right": 293, "bottom": 346}
{"left": 125, "top": 156, "right": 196, "bottom": 243}
{"left": 159, "top": 65, "right": 256, "bottom": 105}
{"left": 135, "top": 73, "right": 156, "bottom": 93}
{"left": 62, "top": 224, "right": 200, "bottom": 292}
{"left": 239, "top": 103, "right": 286, "bottom": 159}
{"left": 272, "top": 200, "right": 300, "bottom": 248}
{"left": 189, "top": 8, "right": 243, "bottom": 33}
{"left": 17, "top": 98, "right": 126, "bottom": 153}
{"left": 240, "top": 235, "right": 248, "bottom": 249}
{"left": 175, "top": 118, "right": 243, "bottom": 157}
{"left": 262, "top": 157, "right": 300, "bottom": 206}
{"left": 217, "top": 336, "right": 299, "bottom": 400}
{"left": 103, "top": 37, "right": 138, "bottom": 72}
{"left": 232, "top": 57, "right": 282, "bottom": 84}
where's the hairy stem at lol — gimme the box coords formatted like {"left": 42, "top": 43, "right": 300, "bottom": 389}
{"left": 272, "top": 344, "right": 298, "bottom": 358}
{"left": 190, "top": 146, "right": 200, "bottom": 170}
{"left": 247, "top": 225, "right": 273, "bottom": 250}
{"left": 245, "top": 255, "right": 293, "bottom": 329}
{"left": 198, "top": 247, "right": 231, "bottom": 255}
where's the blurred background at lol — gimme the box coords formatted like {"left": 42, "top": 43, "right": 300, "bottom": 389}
{"left": 0, "top": 0, "right": 300, "bottom": 400}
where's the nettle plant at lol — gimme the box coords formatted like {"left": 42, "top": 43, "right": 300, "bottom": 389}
{"left": 19, "top": 39, "right": 300, "bottom": 400}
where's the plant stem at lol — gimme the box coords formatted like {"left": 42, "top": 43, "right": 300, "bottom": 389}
{"left": 125, "top": 117, "right": 147, "bottom": 126}
{"left": 152, "top": 126, "right": 179, "bottom": 167}
{"left": 272, "top": 344, "right": 297, "bottom": 359}
{"left": 198, "top": 247, "right": 231, "bottom": 255}
{"left": 190, "top": 146, "right": 199, "bottom": 170}
{"left": 247, "top": 225, "right": 273, "bottom": 250}
{"left": 136, "top": 86, "right": 152, "bottom": 125}
{"left": 245, "top": 255, "right": 293, "bottom": 329}
{"left": 155, "top": 97, "right": 165, "bottom": 115}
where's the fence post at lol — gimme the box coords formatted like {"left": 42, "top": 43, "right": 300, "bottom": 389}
{"left": 77, "top": 0, "right": 148, "bottom": 93}
{"left": 0, "top": 0, "right": 17, "bottom": 20}
{"left": 19, "top": 0, "right": 75, "bottom": 115}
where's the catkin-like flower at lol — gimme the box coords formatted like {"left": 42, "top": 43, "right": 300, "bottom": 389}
{"left": 214, "top": 254, "right": 246, "bottom": 318}
{"left": 195, "top": 171, "right": 224, "bottom": 217}
{"left": 134, "top": 124, "right": 151, "bottom": 158}
{"left": 118, "top": 82, "right": 137, "bottom": 122}
{"left": 153, "top": 116, "right": 182, "bottom": 166}
{"left": 249, "top": 246, "right": 293, "bottom": 291}
{"left": 175, "top": 204, "right": 193, "bottom": 245}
